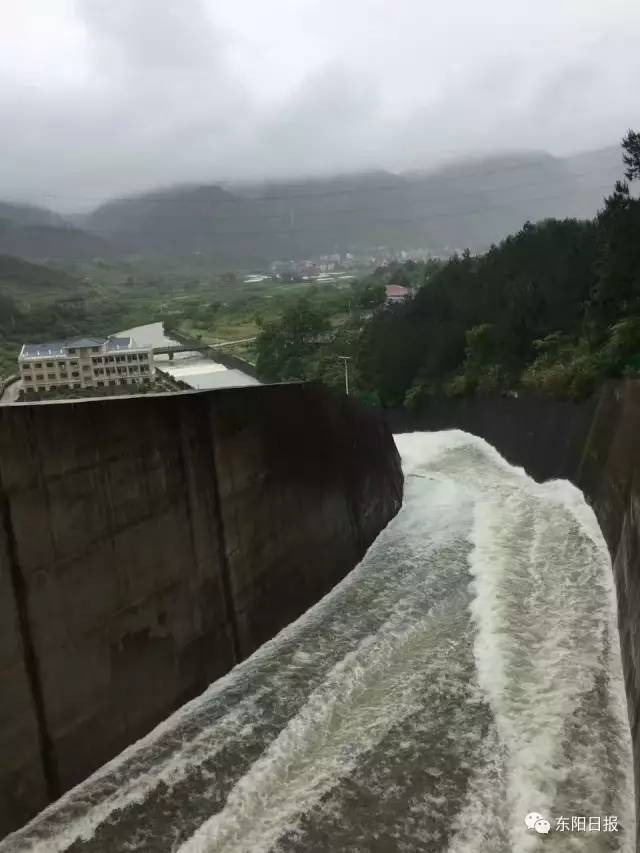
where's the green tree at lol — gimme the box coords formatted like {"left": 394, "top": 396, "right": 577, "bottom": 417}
{"left": 599, "top": 317, "right": 640, "bottom": 375}
{"left": 590, "top": 180, "right": 640, "bottom": 329}
{"left": 356, "top": 282, "right": 385, "bottom": 310}
{"left": 255, "top": 298, "right": 330, "bottom": 382}
{"left": 623, "top": 129, "right": 640, "bottom": 181}
{"left": 464, "top": 324, "right": 500, "bottom": 371}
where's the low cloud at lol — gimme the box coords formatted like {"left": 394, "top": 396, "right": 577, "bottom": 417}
{"left": 1, "top": 0, "right": 638, "bottom": 211}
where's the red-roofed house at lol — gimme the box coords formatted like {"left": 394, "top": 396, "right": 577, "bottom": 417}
{"left": 385, "top": 284, "right": 411, "bottom": 305}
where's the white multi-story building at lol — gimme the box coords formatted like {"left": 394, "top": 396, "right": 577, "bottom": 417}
{"left": 18, "top": 335, "right": 156, "bottom": 393}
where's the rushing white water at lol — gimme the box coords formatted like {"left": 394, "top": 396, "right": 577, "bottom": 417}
{"left": 2, "top": 431, "right": 634, "bottom": 852}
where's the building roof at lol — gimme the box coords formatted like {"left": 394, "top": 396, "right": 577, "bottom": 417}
{"left": 65, "top": 337, "right": 106, "bottom": 348}
{"left": 20, "top": 335, "right": 134, "bottom": 359}
{"left": 106, "top": 337, "right": 132, "bottom": 351}
{"left": 21, "top": 341, "right": 67, "bottom": 358}
{"left": 385, "top": 284, "right": 411, "bottom": 298}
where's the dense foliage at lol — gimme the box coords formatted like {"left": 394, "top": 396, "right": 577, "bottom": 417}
{"left": 0, "top": 255, "right": 370, "bottom": 377}
{"left": 253, "top": 261, "right": 440, "bottom": 400}
{"left": 256, "top": 133, "right": 640, "bottom": 406}
{"left": 2, "top": 135, "right": 639, "bottom": 407}
{"left": 355, "top": 218, "right": 602, "bottom": 405}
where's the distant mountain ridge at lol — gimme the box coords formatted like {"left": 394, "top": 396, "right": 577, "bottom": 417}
{"left": 0, "top": 201, "right": 65, "bottom": 229}
{"left": 0, "top": 144, "right": 626, "bottom": 264}
{"left": 0, "top": 254, "right": 83, "bottom": 297}
{"left": 0, "top": 201, "right": 116, "bottom": 263}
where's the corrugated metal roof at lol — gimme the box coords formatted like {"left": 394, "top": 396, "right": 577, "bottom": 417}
{"left": 21, "top": 341, "right": 68, "bottom": 358}
{"left": 64, "top": 337, "right": 106, "bottom": 348}
{"left": 106, "top": 337, "right": 132, "bottom": 351}
{"left": 20, "top": 336, "right": 133, "bottom": 359}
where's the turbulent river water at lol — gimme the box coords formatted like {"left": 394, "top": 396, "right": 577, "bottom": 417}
{"left": 2, "top": 432, "right": 635, "bottom": 852}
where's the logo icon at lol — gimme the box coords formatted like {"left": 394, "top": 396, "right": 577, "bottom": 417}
{"left": 525, "top": 812, "right": 551, "bottom": 834}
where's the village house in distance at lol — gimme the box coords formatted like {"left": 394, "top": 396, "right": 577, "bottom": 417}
{"left": 18, "top": 335, "right": 155, "bottom": 394}
{"left": 384, "top": 284, "right": 412, "bottom": 305}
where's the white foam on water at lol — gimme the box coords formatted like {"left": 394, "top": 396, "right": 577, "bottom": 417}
{"left": 3, "top": 441, "right": 467, "bottom": 853}
{"left": 176, "top": 598, "right": 465, "bottom": 853}
{"left": 3, "top": 429, "right": 634, "bottom": 853}
{"left": 424, "top": 432, "right": 636, "bottom": 852}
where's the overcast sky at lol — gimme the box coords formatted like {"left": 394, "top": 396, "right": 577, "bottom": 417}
{"left": 2, "top": 0, "right": 639, "bottom": 211}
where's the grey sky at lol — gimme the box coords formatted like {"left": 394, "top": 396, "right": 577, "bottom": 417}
{"left": 1, "top": 0, "right": 639, "bottom": 210}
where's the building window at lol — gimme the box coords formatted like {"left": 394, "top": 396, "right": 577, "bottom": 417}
{"left": 139, "top": 353, "right": 148, "bottom": 361}
{"left": 60, "top": 372, "right": 68, "bottom": 379}
{"left": 71, "top": 371, "right": 80, "bottom": 378}
{"left": 46, "top": 362, "right": 54, "bottom": 368}
{"left": 92, "top": 357, "right": 103, "bottom": 364}
{"left": 127, "top": 354, "right": 139, "bottom": 362}
{"left": 70, "top": 360, "right": 78, "bottom": 367}
{"left": 116, "top": 355, "right": 126, "bottom": 363}
{"left": 97, "top": 381, "right": 104, "bottom": 387}
{"left": 82, "top": 365, "right": 91, "bottom": 372}
{"left": 105, "top": 356, "right": 114, "bottom": 363}
{"left": 36, "top": 373, "right": 44, "bottom": 381}
{"left": 23, "top": 374, "right": 32, "bottom": 381}
{"left": 34, "top": 362, "right": 42, "bottom": 368}
{"left": 68, "top": 348, "right": 76, "bottom": 355}
{"left": 47, "top": 373, "right": 55, "bottom": 380}
{"left": 57, "top": 362, "right": 65, "bottom": 369}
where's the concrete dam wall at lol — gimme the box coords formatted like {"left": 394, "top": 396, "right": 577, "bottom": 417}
{"left": 0, "top": 383, "right": 403, "bottom": 838}
{"left": 389, "top": 380, "right": 640, "bottom": 842}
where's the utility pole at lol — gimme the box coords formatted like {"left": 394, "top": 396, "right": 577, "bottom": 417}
{"left": 338, "top": 356, "right": 351, "bottom": 396}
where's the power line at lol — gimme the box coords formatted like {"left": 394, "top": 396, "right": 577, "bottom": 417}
{"left": 126, "top": 179, "right": 616, "bottom": 239}
{"left": 0, "top": 166, "right": 623, "bottom": 251}
{"left": 1, "top": 145, "right": 622, "bottom": 209}
{"left": 6, "top": 162, "right": 618, "bottom": 239}
{"left": 232, "top": 166, "right": 621, "bottom": 225}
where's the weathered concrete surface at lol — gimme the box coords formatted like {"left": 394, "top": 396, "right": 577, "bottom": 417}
{"left": 0, "top": 505, "right": 49, "bottom": 833}
{"left": 0, "top": 392, "right": 238, "bottom": 820}
{"left": 212, "top": 384, "right": 403, "bottom": 657}
{"left": 389, "top": 381, "right": 640, "bottom": 845}
{"left": 576, "top": 382, "right": 640, "bottom": 849}
{"left": 0, "top": 383, "right": 403, "bottom": 838}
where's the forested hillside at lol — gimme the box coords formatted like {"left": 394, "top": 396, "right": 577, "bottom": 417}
{"left": 0, "top": 255, "right": 82, "bottom": 297}
{"left": 79, "top": 146, "right": 621, "bottom": 263}
{"left": 0, "top": 201, "right": 116, "bottom": 262}
{"left": 255, "top": 133, "right": 640, "bottom": 406}
{"left": 0, "top": 145, "right": 622, "bottom": 265}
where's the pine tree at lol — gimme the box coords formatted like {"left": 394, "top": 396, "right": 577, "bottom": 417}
{"left": 622, "top": 129, "right": 640, "bottom": 181}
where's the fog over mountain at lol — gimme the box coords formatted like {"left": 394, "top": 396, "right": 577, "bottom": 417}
{"left": 2, "top": 0, "right": 639, "bottom": 210}
{"left": 0, "top": 145, "right": 625, "bottom": 264}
